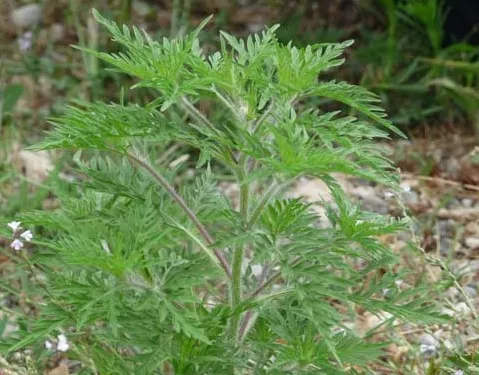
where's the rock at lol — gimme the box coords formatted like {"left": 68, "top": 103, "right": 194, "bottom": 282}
{"left": 133, "top": 1, "right": 152, "bottom": 17}
{"left": 11, "top": 148, "right": 54, "bottom": 183}
{"left": 419, "top": 343, "right": 437, "bottom": 357}
{"left": 50, "top": 23, "right": 64, "bottom": 43}
{"left": 350, "top": 185, "right": 389, "bottom": 214}
{"left": 11, "top": 4, "right": 42, "bottom": 28}
{"left": 441, "top": 307, "right": 455, "bottom": 317}
{"left": 251, "top": 264, "right": 263, "bottom": 278}
{"left": 446, "top": 157, "right": 461, "bottom": 179}
{"left": 447, "top": 198, "right": 462, "bottom": 209}
{"left": 465, "top": 237, "right": 479, "bottom": 250}
{"left": 47, "top": 362, "right": 70, "bottom": 375}
{"left": 455, "top": 302, "right": 472, "bottom": 316}
{"left": 453, "top": 259, "right": 479, "bottom": 274}
{"left": 444, "top": 287, "right": 460, "bottom": 300}
{"left": 439, "top": 236, "right": 453, "bottom": 256}
{"left": 464, "top": 285, "right": 477, "bottom": 298}
{"left": 419, "top": 333, "right": 438, "bottom": 346}
{"left": 462, "top": 198, "right": 474, "bottom": 208}
{"left": 402, "top": 190, "right": 419, "bottom": 205}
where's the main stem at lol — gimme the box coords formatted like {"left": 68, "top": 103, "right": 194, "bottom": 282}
{"left": 229, "top": 154, "right": 249, "bottom": 339}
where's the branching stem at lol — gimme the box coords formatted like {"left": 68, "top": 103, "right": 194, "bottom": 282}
{"left": 249, "top": 257, "right": 302, "bottom": 299}
{"left": 180, "top": 97, "right": 217, "bottom": 132}
{"left": 126, "top": 151, "right": 231, "bottom": 277}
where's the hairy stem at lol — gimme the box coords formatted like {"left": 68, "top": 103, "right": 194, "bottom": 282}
{"left": 229, "top": 155, "right": 249, "bottom": 339}
{"left": 237, "top": 264, "right": 269, "bottom": 341}
{"left": 247, "top": 180, "right": 282, "bottom": 230}
{"left": 249, "top": 257, "right": 302, "bottom": 299}
{"left": 126, "top": 151, "right": 231, "bottom": 277}
{"left": 180, "top": 96, "right": 237, "bottom": 166}
{"left": 180, "top": 97, "right": 217, "bottom": 133}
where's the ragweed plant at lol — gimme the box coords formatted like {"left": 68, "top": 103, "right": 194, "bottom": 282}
{"left": 2, "top": 10, "right": 445, "bottom": 374}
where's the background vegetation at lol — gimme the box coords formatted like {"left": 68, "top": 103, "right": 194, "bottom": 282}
{"left": 1, "top": 0, "right": 479, "bottom": 374}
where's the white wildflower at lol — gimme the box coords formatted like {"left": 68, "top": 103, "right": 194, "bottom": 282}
{"left": 454, "top": 370, "right": 464, "bottom": 375}
{"left": 382, "top": 288, "right": 390, "bottom": 296}
{"left": 395, "top": 279, "right": 403, "bottom": 288}
{"left": 44, "top": 340, "right": 53, "bottom": 350}
{"left": 10, "top": 239, "right": 24, "bottom": 251}
{"left": 57, "top": 334, "right": 69, "bottom": 352}
{"left": 17, "top": 31, "right": 33, "bottom": 52}
{"left": 21, "top": 230, "right": 33, "bottom": 242}
{"left": 7, "top": 221, "right": 21, "bottom": 233}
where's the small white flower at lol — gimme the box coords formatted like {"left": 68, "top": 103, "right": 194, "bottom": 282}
{"left": 21, "top": 230, "right": 33, "bottom": 242}
{"left": 57, "top": 334, "right": 69, "bottom": 352}
{"left": 382, "top": 288, "right": 390, "bottom": 296}
{"left": 10, "top": 239, "right": 24, "bottom": 251}
{"left": 7, "top": 221, "right": 21, "bottom": 233}
{"left": 454, "top": 370, "right": 464, "bottom": 375}
{"left": 44, "top": 340, "right": 53, "bottom": 350}
{"left": 395, "top": 279, "right": 403, "bottom": 288}
{"left": 384, "top": 191, "right": 395, "bottom": 199}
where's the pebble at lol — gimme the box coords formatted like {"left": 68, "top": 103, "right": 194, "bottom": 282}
{"left": 454, "top": 302, "right": 472, "bottom": 316}
{"left": 351, "top": 185, "right": 389, "bottom": 214}
{"left": 419, "top": 344, "right": 437, "bottom": 357}
{"left": 464, "top": 285, "right": 477, "bottom": 298}
{"left": 439, "top": 236, "right": 453, "bottom": 256}
{"left": 50, "top": 23, "right": 64, "bottom": 43}
{"left": 454, "top": 259, "right": 479, "bottom": 274}
{"left": 251, "top": 264, "right": 263, "bottom": 278}
{"left": 462, "top": 198, "right": 474, "bottom": 208}
{"left": 133, "top": 1, "right": 152, "bottom": 17}
{"left": 11, "top": 4, "right": 42, "bottom": 28}
{"left": 419, "top": 333, "right": 438, "bottom": 346}
{"left": 402, "top": 190, "right": 419, "bottom": 205}
{"left": 444, "top": 287, "right": 459, "bottom": 300}
{"left": 465, "top": 237, "right": 479, "bottom": 249}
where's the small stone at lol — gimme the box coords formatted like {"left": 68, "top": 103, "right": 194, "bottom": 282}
{"left": 455, "top": 302, "right": 472, "bottom": 316}
{"left": 11, "top": 4, "right": 42, "bottom": 28}
{"left": 443, "top": 338, "right": 455, "bottom": 351}
{"left": 465, "top": 237, "right": 479, "bottom": 249}
{"left": 351, "top": 185, "right": 389, "bottom": 214}
{"left": 419, "top": 344, "right": 437, "bottom": 357}
{"left": 441, "top": 307, "right": 455, "bottom": 317}
{"left": 439, "top": 236, "right": 453, "bottom": 256}
{"left": 251, "top": 264, "right": 263, "bottom": 278}
{"left": 454, "top": 259, "right": 479, "bottom": 274}
{"left": 133, "top": 1, "right": 152, "bottom": 17}
{"left": 419, "top": 333, "right": 437, "bottom": 346}
{"left": 402, "top": 190, "right": 419, "bottom": 205}
{"left": 462, "top": 198, "right": 474, "bottom": 208}
{"left": 50, "top": 23, "right": 64, "bottom": 43}
{"left": 444, "top": 287, "right": 459, "bottom": 300}
{"left": 464, "top": 285, "right": 477, "bottom": 298}
{"left": 447, "top": 198, "right": 462, "bottom": 209}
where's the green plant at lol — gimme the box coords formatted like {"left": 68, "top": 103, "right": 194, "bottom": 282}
{"left": 1, "top": 11, "right": 445, "bottom": 374}
{"left": 399, "top": 0, "right": 446, "bottom": 55}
